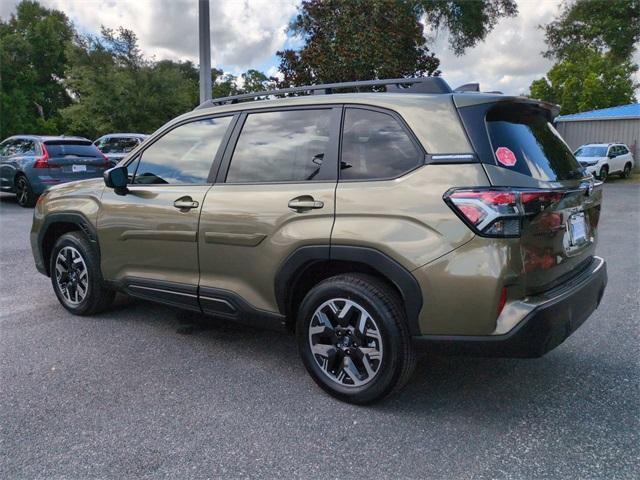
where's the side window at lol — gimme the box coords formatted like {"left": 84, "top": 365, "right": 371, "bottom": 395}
{"left": 18, "top": 140, "right": 36, "bottom": 155}
{"left": 132, "top": 116, "right": 232, "bottom": 185}
{"left": 0, "top": 140, "right": 14, "bottom": 156}
{"left": 619, "top": 146, "right": 629, "bottom": 155}
{"left": 340, "top": 108, "right": 422, "bottom": 180}
{"left": 225, "top": 109, "right": 333, "bottom": 183}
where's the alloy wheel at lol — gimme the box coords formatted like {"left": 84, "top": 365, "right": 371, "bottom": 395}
{"left": 308, "top": 298, "right": 383, "bottom": 387}
{"left": 54, "top": 246, "right": 89, "bottom": 305}
{"left": 16, "top": 177, "right": 29, "bottom": 206}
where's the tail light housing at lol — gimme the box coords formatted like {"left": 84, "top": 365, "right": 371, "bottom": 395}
{"left": 33, "top": 144, "right": 50, "bottom": 169}
{"left": 444, "top": 188, "right": 565, "bottom": 238}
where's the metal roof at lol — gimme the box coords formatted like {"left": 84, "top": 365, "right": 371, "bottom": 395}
{"left": 555, "top": 103, "right": 640, "bottom": 122}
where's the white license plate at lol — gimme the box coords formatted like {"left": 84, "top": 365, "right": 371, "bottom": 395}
{"left": 72, "top": 164, "right": 87, "bottom": 173}
{"left": 569, "top": 212, "right": 588, "bottom": 245}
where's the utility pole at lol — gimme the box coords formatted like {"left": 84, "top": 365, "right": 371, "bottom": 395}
{"left": 198, "top": 0, "right": 212, "bottom": 103}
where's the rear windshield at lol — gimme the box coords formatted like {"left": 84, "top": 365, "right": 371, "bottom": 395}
{"left": 45, "top": 141, "right": 102, "bottom": 158}
{"left": 574, "top": 146, "right": 606, "bottom": 157}
{"left": 486, "top": 104, "right": 582, "bottom": 181}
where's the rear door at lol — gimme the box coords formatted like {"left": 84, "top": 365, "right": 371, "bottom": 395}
{"left": 197, "top": 107, "right": 340, "bottom": 319}
{"left": 97, "top": 116, "right": 233, "bottom": 308}
{"left": 458, "top": 100, "right": 601, "bottom": 293}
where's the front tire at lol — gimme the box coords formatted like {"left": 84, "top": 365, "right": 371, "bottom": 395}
{"left": 50, "top": 232, "right": 114, "bottom": 315}
{"left": 598, "top": 165, "right": 609, "bottom": 182}
{"left": 296, "top": 274, "right": 415, "bottom": 404}
{"left": 15, "top": 175, "right": 36, "bottom": 207}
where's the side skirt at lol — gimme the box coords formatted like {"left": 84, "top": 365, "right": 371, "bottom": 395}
{"left": 116, "top": 277, "right": 286, "bottom": 332}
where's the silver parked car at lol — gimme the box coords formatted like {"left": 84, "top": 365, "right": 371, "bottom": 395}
{"left": 93, "top": 133, "right": 147, "bottom": 167}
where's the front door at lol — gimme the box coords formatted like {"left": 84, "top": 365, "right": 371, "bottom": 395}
{"left": 97, "top": 115, "right": 234, "bottom": 310}
{"left": 197, "top": 107, "right": 340, "bottom": 322}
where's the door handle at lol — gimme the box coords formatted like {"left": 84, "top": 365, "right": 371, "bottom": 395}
{"left": 288, "top": 196, "right": 324, "bottom": 211}
{"left": 173, "top": 197, "right": 199, "bottom": 210}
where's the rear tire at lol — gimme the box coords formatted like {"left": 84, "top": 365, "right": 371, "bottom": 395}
{"left": 598, "top": 166, "right": 609, "bottom": 182}
{"left": 296, "top": 274, "right": 415, "bottom": 404}
{"left": 50, "top": 232, "right": 115, "bottom": 315}
{"left": 620, "top": 163, "right": 632, "bottom": 179}
{"left": 15, "top": 175, "right": 36, "bottom": 207}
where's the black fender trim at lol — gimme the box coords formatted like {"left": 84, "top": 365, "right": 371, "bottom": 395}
{"left": 275, "top": 245, "right": 424, "bottom": 335}
{"left": 37, "top": 212, "right": 100, "bottom": 276}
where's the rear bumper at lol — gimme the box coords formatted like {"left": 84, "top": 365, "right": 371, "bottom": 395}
{"left": 413, "top": 256, "right": 607, "bottom": 358}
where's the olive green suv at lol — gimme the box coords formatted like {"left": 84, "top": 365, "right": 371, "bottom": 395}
{"left": 31, "top": 78, "right": 607, "bottom": 404}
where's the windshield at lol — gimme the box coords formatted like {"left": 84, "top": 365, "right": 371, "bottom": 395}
{"left": 574, "top": 146, "right": 607, "bottom": 157}
{"left": 486, "top": 104, "right": 582, "bottom": 181}
{"left": 45, "top": 141, "right": 103, "bottom": 158}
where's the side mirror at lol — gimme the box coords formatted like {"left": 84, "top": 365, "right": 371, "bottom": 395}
{"left": 104, "top": 166, "right": 128, "bottom": 195}
{"left": 608, "top": 152, "right": 616, "bottom": 158}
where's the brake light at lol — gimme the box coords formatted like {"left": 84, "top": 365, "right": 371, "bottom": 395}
{"left": 444, "top": 188, "right": 565, "bottom": 238}
{"left": 33, "top": 144, "right": 50, "bottom": 169}
{"left": 100, "top": 151, "right": 110, "bottom": 167}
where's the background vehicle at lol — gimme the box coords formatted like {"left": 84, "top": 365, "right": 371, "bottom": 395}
{"left": 0, "top": 135, "right": 109, "bottom": 207}
{"left": 574, "top": 143, "right": 635, "bottom": 181}
{"left": 30, "top": 78, "right": 607, "bottom": 403}
{"left": 93, "top": 133, "right": 147, "bottom": 167}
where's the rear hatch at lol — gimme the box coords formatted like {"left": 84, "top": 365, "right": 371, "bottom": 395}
{"left": 454, "top": 98, "right": 602, "bottom": 294}
{"left": 44, "top": 140, "right": 108, "bottom": 175}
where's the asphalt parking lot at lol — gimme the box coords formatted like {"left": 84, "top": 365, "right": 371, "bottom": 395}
{"left": 1, "top": 181, "right": 639, "bottom": 479}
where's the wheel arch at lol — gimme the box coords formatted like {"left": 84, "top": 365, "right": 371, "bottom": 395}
{"left": 275, "top": 245, "right": 423, "bottom": 335}
{"left": 39, "top": 213, "right": 100, "bottom": 276}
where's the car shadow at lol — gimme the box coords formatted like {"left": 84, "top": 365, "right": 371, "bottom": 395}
{"left": 113, "top": 297, "right": 600, "bottom": 416}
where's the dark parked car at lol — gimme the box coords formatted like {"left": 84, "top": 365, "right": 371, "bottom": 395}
{"left": 0, "top": 135, "right": 110, "bottom": 207}
{"left": 93, "top": 133, "right": 147, "bottom": 167}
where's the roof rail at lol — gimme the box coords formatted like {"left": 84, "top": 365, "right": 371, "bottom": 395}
{"left": 195, "top": 77, "right": 452, "bottom": 110}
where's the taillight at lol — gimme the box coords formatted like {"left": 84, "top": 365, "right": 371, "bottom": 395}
{"left": 33, "top": 144, "right": 50, "bottom": 169}
{"left": 101, "top": 152, "right": 110, "bottom": 167}
{"left": 444, "top": 188, "right": 565, "bottom": 238}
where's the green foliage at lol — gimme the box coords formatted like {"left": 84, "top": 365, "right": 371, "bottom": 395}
{"left": 277, "top": 0, "right": 518, "bottom": 86}
{"left": 531, "top": 0, "right": 639, "bottom": 114}
{"left": 277, "top": 0, "right": 441, "bottom": 86}
{"left": 2, "top": 1, "right": 274, "bottom": 140}
{"left": 60, "top": 27, "right": 199, "bottom": 139}
{"left": 530, "top": 49, "right": 637, "bottom": 114}
{"left": 418, "top": 0, "right": 518, "bottom": 55}
{"left": 0, "top": 0, "right": 74, "bottom": 138}
{"left": 543, "top": 0, "right": 640, "bottom": 61}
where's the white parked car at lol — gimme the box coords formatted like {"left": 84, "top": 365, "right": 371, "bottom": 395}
{"left": 574, "top": 143, "right": 634, "bottom": 181}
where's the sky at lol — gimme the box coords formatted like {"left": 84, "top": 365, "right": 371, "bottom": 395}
{"left": 1, "top": 0, "right": 639, "bottom": 96}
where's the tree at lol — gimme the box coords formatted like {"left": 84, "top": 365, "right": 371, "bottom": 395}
{"left": 277, "top": 0, "right": 517, "bottom": 86}
{"left": 241, "top": 69, "right": 277, "bottom": 93}
{"left": 418, "top": 0, "right": 518, "bottom": 55}
{"left": 543, "top": 0, "right": 640, "bottom": 61}
{"left": 0, "top": 0, "right": 74, "bottom": 138}
{"left": 530, "top": 0, "right": 639, "bottom": 114}
{"left": 61, "top": 27, "right": 199, "bottom": 138}
{"left": 530, "top": 49, "right": 637, "bottom": 114}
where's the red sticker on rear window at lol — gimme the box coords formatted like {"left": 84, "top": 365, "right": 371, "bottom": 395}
{"left": 495, "top": 147, "right": 517, "bottom": 167}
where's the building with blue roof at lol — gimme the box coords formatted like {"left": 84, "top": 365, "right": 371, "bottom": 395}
{"left": 555, "top": 103, "right": 639, "bottom": 171}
